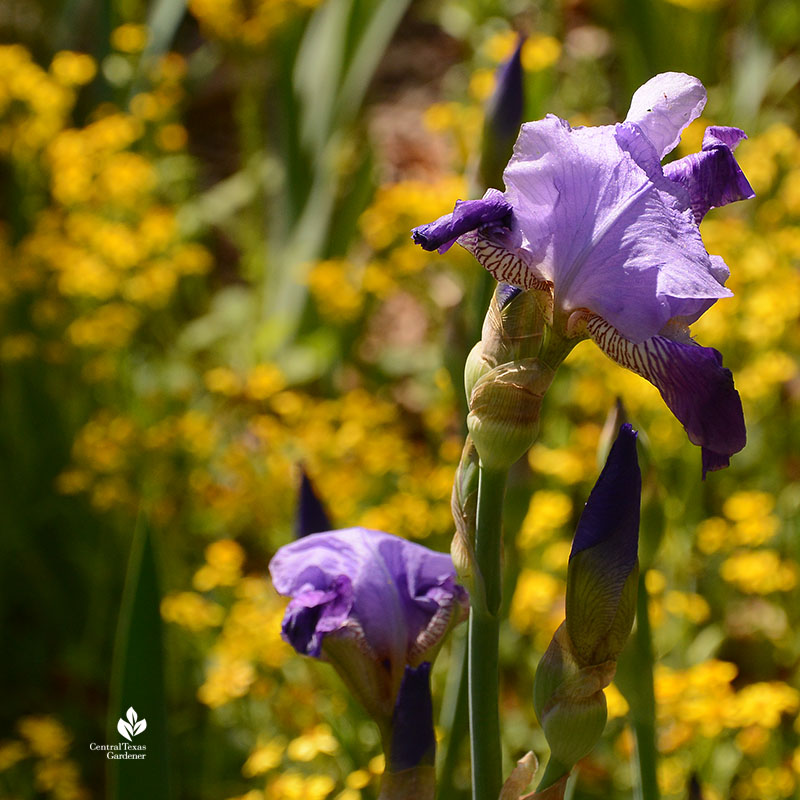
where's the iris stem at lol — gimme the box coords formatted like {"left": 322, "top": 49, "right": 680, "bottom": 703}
{"left": 630, "top": 572, "right": 659, "bottom": 800}
{"left": 469, "top": 464, "right": 506, "bottom": 800}
{"left": 436, "top": 630, "right": 469, "bottom": 800}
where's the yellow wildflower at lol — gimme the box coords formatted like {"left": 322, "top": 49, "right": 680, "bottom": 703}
{"left": 111, "top": 24, "right": 149, "bottom": 54}
{"left": 0, "top": 740, "right": 27, "bottom": 770}
{"left": 517, "top": 490, "right": 572, "bottom": 548}
{"left": 17, "top": 716, "right": 71, "bottom": 759}
{"left": 286, "top": 724, "right": 339, "bottom": 761}
{"left": 242, "top": 740, "right": 284, "bottom": 777}
{"left": 161, "top": 592, "right": 225, "bottom": 631}
{"left": 720, "top": 550, "right": 798, "bottom": 594}
{"left": 521, "top": 35, "right": 561, "bottom": 72}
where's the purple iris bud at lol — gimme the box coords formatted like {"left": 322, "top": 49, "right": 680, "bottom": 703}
{"left": 486, "top": 36, "right": 525, "bottom": 142}
{"left": 533, "top": 425, "right": 641, "bottom": 784}
{"left": 411, "top": 190, "right": 513, "bottom": 253}
{"left": 479, "top": 36, "right": 526, "bottom": 188}
{"left": 664, "top": 126, "right": 755, "bottom": 223}
{"left": 412, "top": 72, "right": 753, "bottom": 473}
{"left": 269, "top": 528, "right": 468, "bottom": 721}
{"left": 295, "top": 468, "right": 332, "bottom": 538}
{"left": 570, "top": 423, "right": 641, "bottom": 564}
{"left": 566, "top": 423, "right": 641, "bottom": 666}
{"left": 388, "top": 663, "right": 436, "bottom": 772}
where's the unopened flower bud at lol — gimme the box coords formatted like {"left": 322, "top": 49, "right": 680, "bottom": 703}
{"left": 481, "top": 284, "right": 544, "bottom": 366}
{"left": 465, "top": 340, "right": 492, "bottom": 402}
{"left": 566, "top": 424, "right": 640, "bottom": 665}
{"left": 467, "top": 358, "right": 555, "bottom": 471}
{"left": 533, "top": 424, "right": 641, "bottom": 790}
{"left": 478, "top": 36, "right": 525, "bottom": 190}
{"left": 465, "top": 285, "right": 545, "bottom": 402}
{"left": 388, "top": 663, "right": 435, "bottom": 768}
{"left": 381, "top": 663, "right": 436, "bottom": 800}
{"left": 533, "top": 624, "right": 613, "bottom": 784}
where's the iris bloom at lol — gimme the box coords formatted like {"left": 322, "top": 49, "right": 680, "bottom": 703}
{"left": 269, "top": 528, "right": 468, "bottom": 725}
{"left": 413, "top": 73, "right": 754, "bottom": 476}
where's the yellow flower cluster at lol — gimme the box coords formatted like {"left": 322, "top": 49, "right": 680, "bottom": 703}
{"left": 696, "top": 490, "right": 779, "bottom": 554}
{"left": 655, "top": 660, "right": 800, "bottom": 753}
{"left": 720, "top": 549, "right": 798, "bottom": 594}
{"left": 0, "top": 46, "right": 91, "bottom": 159}
{"left": 161, "top": 591, "right": 225, "bottom": 631}
{"left": 195, "top": 569, "right": 291, "bottom": 707}
{"left": 306, "top": 260, "right": 365, "bottom": 322}
{"left": 188, "top": 0, "right": 321, "bottom": 48}
{"left": 355, "top": 177, "right": 474, "bottom": 306}
{"left": 286, "top": 724, "right": 339, "bottom": 762}
{"left": 0, "top": 45, "right": 211, "bottom": 362}
{"left": 0, "top": 716, "right": 88, "bottom": 800}
{"left": 59, "top": 371, "right": 458, "bottom": 548}
{"left": 528, "top": 423, "right": 601, "bottom": 485}
{"left": 732, "top": 766, "right": 796, "bottom": 800}
{"left": 517, "top": 490, "right": 573, "bottom": 548}
{"left": 509, "top": 569, "right": 565, "bottom": 650}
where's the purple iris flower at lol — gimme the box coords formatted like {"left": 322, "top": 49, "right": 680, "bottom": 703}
{"left": 269, "top": 528, "right": 468, "bottom": 723}
{"left": 412, "top": 73, "right": 754, "bottom": 476}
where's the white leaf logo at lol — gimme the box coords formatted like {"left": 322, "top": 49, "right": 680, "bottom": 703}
{"left": 117, "top": 707, "right": 147, "bottom": 740}
{"left": 117, "top": 718, "right": 133, "bottom": 741}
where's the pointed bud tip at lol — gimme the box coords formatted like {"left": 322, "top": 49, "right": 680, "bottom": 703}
{"left": 570, "top": 423, "right": 640, "bottom": 560}
{"left": 296, "top": 466, "right": 332, "bottom": 539}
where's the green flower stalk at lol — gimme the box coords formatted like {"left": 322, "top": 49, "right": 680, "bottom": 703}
{"left": 450, "top": 283, "right": 556, "bottom": 800}
{"left": 533, "top": 424, "right": 641, "bottom": 792}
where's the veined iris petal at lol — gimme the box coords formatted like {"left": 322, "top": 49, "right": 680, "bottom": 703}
{"left": 663, "top": 126, "right": 755, "bottom": 224}
{"left": 583, "top": 314, "right": 746, "bottom": 477}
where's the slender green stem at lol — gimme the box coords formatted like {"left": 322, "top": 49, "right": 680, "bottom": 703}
{"left": 631, "top": 572, "right": 659, "bottom": 800}
{"left": 436, "top": 631, "right": 469, "bottom": 800}
{"left": 468, "top": 465, "right": 506, "bottom": 800}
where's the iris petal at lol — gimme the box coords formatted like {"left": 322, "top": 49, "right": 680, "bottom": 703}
{"left": 624, "top": 72, "right": 707, "bottom": 158}
{"left": 411, "top": 189, "right": 512, "bottom": 253}
{"left": 282, "top": 577, "right": 354, "bottom": 657}
{"left": 457, "top": 226, "right": 550, "bottom": 291}
{"left": 664, "top": 126, "right": 755, "bottom": 223}
{"left": 502, "top": 116, "right": 730, "bottom": 341}
{"left": 584, "top": 315, "right": 746, "bottom": 477}
{"left": 270, "top": 528, "right": 468, "bottom": 669}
